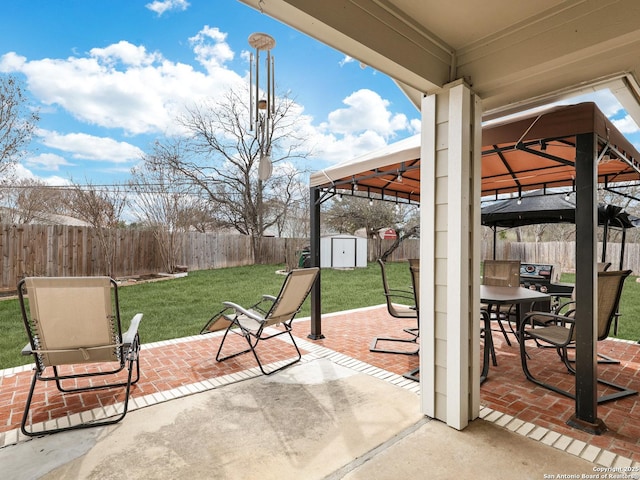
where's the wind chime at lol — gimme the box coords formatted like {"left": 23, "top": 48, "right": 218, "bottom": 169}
{"left": 248, "top": 32, "right": 276, "bottom": 181}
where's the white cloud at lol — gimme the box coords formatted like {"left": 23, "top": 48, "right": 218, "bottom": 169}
{"left": 0, "top": 51, "right": 25, "bottom": 71}
{"left": 302, "top": 89, "right": 415, "bottom": 163}
{"left": 189, "top": 26, "right": 235, "bottom": 72}
{"left": 3, "top": 162, "right": 70, "bottom": 188}
{"left": 146, "top": 0, "right": 189, "bottom": 16}
{"left": 322, "top": 89, "right": 408, "bottom": 138}
{"left": 0, "top": 37, "right": 244, "bottom": 136}
{"left": 612, "top": 114, "right": 640, "bottom": 135}
{"left": 339, "top": 55, "right": 354, "bottom": 67}
{"left": 39, "top": 130, "right": 144, "bottom": 163}
{"left": 310, "top": 131, "right": 389, "bottom": 164}
{"left": 90, "top": 41, "right": 161, "bottom": 67}
{"left": 5, "top": 163, "right": 36, "bottom": 180}
{"left": 22, "top": 153, "right": 72, "bottom": 171}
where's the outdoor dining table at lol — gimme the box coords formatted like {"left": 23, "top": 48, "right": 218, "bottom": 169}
{"left": 480, "top": 285, "right": 551, "bottom": 382}
{"left": 481, "top": 285, "right": 551, "bottom": 321}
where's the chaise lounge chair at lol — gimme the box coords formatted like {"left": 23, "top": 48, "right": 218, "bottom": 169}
{"left": 18, "top": 276, "right": 143, "bottom": 436}
{"left": 202, "top": 267, "right": 319, "bottom": 375}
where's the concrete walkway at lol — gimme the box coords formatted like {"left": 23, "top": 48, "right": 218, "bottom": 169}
{"left": 0, "top": 358, "right": 615, "bottom": 480}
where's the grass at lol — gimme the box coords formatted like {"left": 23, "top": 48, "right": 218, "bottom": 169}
{"left": 0, "top": 262, "right": 414, "bottom": 370}
{"left": 0, "top": 263, "right": 637, "bottom": 370}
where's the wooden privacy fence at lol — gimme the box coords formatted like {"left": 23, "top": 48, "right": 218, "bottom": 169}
{"left": 0, "top": 224, "right": 310, "bottom": 292}
{"left": 368, "top": 239, "right": 640, "bottom": 274}
{"left": 0, "top": 224, "right": 636, "bottom": 292}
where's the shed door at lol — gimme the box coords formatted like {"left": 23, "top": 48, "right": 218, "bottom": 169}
{"left": 332, "top": 238, "right": 356, "bottom": 268}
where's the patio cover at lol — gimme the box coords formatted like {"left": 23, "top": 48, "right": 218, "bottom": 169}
{"left": 309, "top": 103, "right": 640, "bottom": 201}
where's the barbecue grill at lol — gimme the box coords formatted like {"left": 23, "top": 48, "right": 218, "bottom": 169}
{"left": 519, "top": 263, "right": 573, "bottom": 297}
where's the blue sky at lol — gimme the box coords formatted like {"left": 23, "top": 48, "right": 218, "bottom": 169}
{"left": 1, "top": 0, "right": 638, "bottom": 188}
{"left": 0, "top": 0, "right": 420, "bottom": 186}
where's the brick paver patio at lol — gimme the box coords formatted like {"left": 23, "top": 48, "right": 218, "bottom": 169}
{"left": 1, "top": 304, "right": 639, "bottom": 466}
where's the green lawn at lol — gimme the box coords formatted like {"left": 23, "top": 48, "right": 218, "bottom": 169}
{"left": 1, "top": 263, "right": 637, "bottom": 370}
{"left": 0, "top": 262, "right": 414, "bottom": 370}
{"left": 560, "top": 272, "right": 640, "bottom": 342}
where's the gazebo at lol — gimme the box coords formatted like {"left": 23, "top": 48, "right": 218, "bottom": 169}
{"left": 240, "top": 0, "right": 640, "bottom": 433}
{"left": 308, "top": 102, "right": 640, "bottom": 432}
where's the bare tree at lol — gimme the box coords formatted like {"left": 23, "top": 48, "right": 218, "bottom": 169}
{"left": 379, "top": 203, "right": 419, "bottom": 260}
{"left": 0, "top": 177, "right": 60, "bottom": 224}
{"left": 269, "top": 164, "right": 310, "bottom": 238}
{"left": 129, "top": 142, "right": 209, "bottom": 273}
{"left": 177, "top": 204, "right": 220, "bottom": 233}
{"left": 64, "top": 181, "right": 128, "bottom": 277}
{"left": 0, "top": 75, "right": 39, "bottom": 173}
{"left": 323, "top": 196, "right": 400, "bottom": 237}
{"left": 323, "top": 196, "right": 418, "bottom": 259}
{"left": 380, "top": 224, "right": 419, "bottom": 261}
{"left": 161, "top": 88, "right": 311, "bottom": 262}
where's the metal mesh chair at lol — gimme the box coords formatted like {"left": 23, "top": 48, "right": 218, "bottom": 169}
{"left": 519, "top": 270, "right": 637, "bottom": 403}
{"left": 482, "top": 260, "right": 521, "bottom": 346}
{"left": 203, "top": 267, "right": 319, "bottom": 375}
{"left": 18, "top": 276, "right": 143, "bottom": 436}
{"left": 369, "top": 259, "right": 419, "bottom": 356}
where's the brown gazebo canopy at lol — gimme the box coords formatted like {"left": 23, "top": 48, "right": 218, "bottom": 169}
{"left": 309, "top": 102, "right": 640, "bottom": 201}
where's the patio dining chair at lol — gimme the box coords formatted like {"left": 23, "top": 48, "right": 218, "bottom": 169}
{"left": 518, "top": 270, "right": 637, "bottom": 403}
{"left": 598, "top": 261, "right": 612, "bottom": 272}
{"left": 369, "top": 259, "right": 419, "bottom": 356}
{"left": 402, "top": 259, "right": 421, "bottom": 380}
{"left": 202, "top": 267, "right": 319, "bottom": 375}
{"left": 397, "top": 260, "right": 494, "bottom": 384}
{"left": 18, "top": 276, "right": 143, "bottom": 436}
{"left": 482, "top": 260, "right": 521, "bottom": 346}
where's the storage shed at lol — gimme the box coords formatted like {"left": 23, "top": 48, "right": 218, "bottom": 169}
{"left": 320, "top": 234, "right": 367, "bottom": 269}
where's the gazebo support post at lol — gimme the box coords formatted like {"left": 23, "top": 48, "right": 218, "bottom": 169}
{"left": 308, "top": 186, "right": 324, "bottom": 340}
{"left": 602, "top": 220, "right": 609, "bottom": 263}
{"left": 492, "top": 226, "right": 497, "bottom": 259}
{"left": 620, "top": 228, "right": 627, "bottom": 270}
{"left": 567, "top": 132, "right": 606, "bottom": 434}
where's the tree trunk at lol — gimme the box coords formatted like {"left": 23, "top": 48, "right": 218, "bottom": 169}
{"left": 380, "top": 225, "right": 419, "bottom": 262}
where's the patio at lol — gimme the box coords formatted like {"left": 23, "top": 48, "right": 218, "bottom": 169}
{"left": 1, "top": 303, "right": 639, "bottom": 470}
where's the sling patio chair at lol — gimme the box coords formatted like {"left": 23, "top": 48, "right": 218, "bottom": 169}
{"left": 400, "top": 260, "right": 494, "bottom": 384}
{"left": 18, "top": 276, "right": 143, "bottom": 436}
{"left": 369, "top": 259, "right": 419, "bottom": 356}
{"left": 482, "top": 259, "right": 521, "bottom": 346}
{"left": 202, "top": 267, "right": 319, "bottom": 376}
{"left": 402, "top": 259, "right": 421, "bottom": 380}
{"left": 518, "top": 270, "right": 637, "bottom": 403}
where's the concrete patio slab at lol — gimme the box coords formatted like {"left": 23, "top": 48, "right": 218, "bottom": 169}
{"left": 339, "top": 418, "right": 603, "bottom": 480}
{"left": 2, "top": 359, "right": 423, "bottom": 480}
